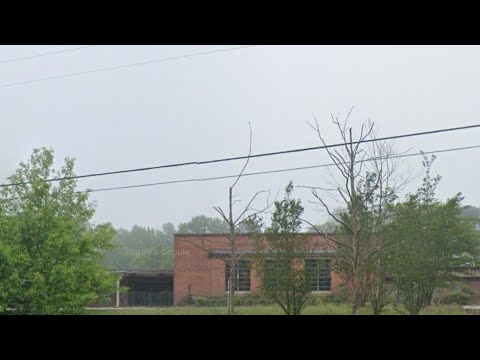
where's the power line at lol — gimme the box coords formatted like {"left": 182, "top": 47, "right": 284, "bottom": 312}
{"left": 1, "top": 123, "right": 480, "bottom": 188}
{"left": 0, "top": 45, "right": 259, "bottom": 89}
{"left": 0, "top": 45, "right": 96, "bottom": 64}
{"left": 1, "top": 144, "right": 479, "bottom": 202}
{"left": 76, "top": 144, "right": 480, "bottom": 194}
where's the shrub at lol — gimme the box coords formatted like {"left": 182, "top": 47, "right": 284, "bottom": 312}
{"left": 460, "top": 284, "right": 476, "bottom": 297}
{"left": 191, "top": 296, "right": 228, "bottom": 307}
{"left": 233, "top": 297, "right": 242, "bottom": 306}
{"left": 97, "top": 295, "right": 114, "bottom": 306}
{"left": 191, "top": 293, "right": 275, "bottom": 307}
{"left": 436, "top": 282, "right": 476, "bottom": 305}
{"left": 304, "top": 294, "right": 318, "bottom": 306}
{"left": 318, "top": 285, "right": 350, "bottom": 305}
{"left": 440, "top": 292, "right": 472, "bottom": 305}
{"left": 319, "top": 293, "right": 348, "bottom": 305}
{"left": 193, "top": 298, "right": 207, "bottom": 306}
{"left": 258, "top": 297, "right": 271, "bottom": 305}
{"left": 238, "top": 293, "right": 260, "bottom": 306}
{"left": 391, "top": 301, "right": 408, "bottom": 315}
{"left": 177, "top": 294, "right": 198, "bottom": 306}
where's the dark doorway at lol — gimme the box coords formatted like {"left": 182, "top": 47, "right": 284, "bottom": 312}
{"left": 118, "top": 270, "right": 173, "bottom": 307}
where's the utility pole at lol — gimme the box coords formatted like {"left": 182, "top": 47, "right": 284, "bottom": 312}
{"left": 116, "top": 279, "right": 120, "bottom": 308}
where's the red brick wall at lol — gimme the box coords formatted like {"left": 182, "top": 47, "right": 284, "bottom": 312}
{"left": 173, "top": 233, "right": 341, "bottom": 305}
{"left": 464, "top": 278, "right": 480, "bottom": 293}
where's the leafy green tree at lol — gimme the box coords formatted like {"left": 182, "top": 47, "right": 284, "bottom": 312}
{"left": 253, "top": 182, "right": 312, "bottom": 315}
{"left": 0, "top": 148, "right": 117, "bottom": 314}
{"left": 0, "top": 230, "right": 20, "bottom": 314}
{"left": 462, "top": 205, "right": 480, "bottom": 232}
{"left": 162, "top": 222, "right": 176, "bottom": 240}
{"left": 177, "top": 215, "right": 229, "bottom": 234}
{"left": 102, "top": 215, "right": 249, "bottom": 272}
{"left": 102, "top": 225, "right": 174, "bottom": 270}
{"left": 306, "top": 219, "right": 338, "bottom": 234}
{"left": 386, "top": 155, "right": 479, "bottom": 315}
{"left": 304, "top": 113, "right": 403, "bottom": 314}
{"left": 355, "top": 171, "right": 398, "bottom": 314}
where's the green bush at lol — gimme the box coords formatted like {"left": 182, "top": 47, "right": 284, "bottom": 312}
{"left": 233, "top": 297, "right": 242, "bottom": 306}
{"left": 460, "top": 285, "right": 476, "bottom": 297}
{"left": 97, "top": 295, "right": 114, "bottom": 306}
{"left": 318, "top": 286, "right": 351, "bottom": 305}
{"left": 198, "top": 297, "right": 227, "bottom": 307}
{"left": 440, "top": 292, "right": 472, "bottom": 305}
{"left": 437, "top": 282, "right": 476, "bottom": 305}
{"left": 304, "top": 294, "right": 318, "bottom": 306}
{"left": 193, "top": 298, "right": 207, "bottom": 306}
{"left": 319, "top": 294, "right": 348, "bottom": 305}
{"left": 258, "top": 297, "right": 271, "bottom": 305}
{"left": 191, "top": 293, "right": 275, "bottom": 307}
{"left": 192, "top": 296, "right": 227, "bottom": 307}
{"left": 238, "top": 293, "right": 260, "bottom": 306}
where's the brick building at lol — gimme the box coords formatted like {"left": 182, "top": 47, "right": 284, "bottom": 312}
{"left": 89, "top": 270, "right": 174, "bottom": 307}
{"left": 455, "top": 267, "right": 480, "bottom": 293}
{"left": 173, "top": 233, "right": 342, "bottom": 305}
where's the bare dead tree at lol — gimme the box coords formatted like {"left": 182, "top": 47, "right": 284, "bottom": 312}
{"left": 361, "top": 127, "right": 413, "bottom": 314}
{"left": 302, "top": 108, "right": 407, "bottom": 315}
{"left": 186, "top": 123, "right": 271, "bottom": 315}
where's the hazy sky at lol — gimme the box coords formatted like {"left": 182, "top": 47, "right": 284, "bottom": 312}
{"left": 1, "top": 45, "right": 479, "bottom": 229}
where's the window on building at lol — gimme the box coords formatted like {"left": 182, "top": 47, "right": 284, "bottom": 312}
{"left": 305, "top": 258, "right": 331, "bottom": 291}
{"left": 225, "top": 260, "right": 251, "bottom": 291}
{"left": 264, "top": 259, "right": 288, "bottom": 288}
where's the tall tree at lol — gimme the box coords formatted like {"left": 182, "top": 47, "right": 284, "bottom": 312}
{"left": 213, "top": 124, "right": 271, "bottom": 315}
{"left": 356, "top": 169, "right": 398, "bottom": 314}
{"left": 0, "top": 148, "right": 117, "bottom": 314}
{"left": 303, "top": 109, "right": 403, "bottom": 314}
{"left": 386, "top": 155, "right": 479, "bottom": 314}
{"left": 253, "top": 182, "right": 312, "bottom": 315}
{"left": 102, "top": 225, "right": 174, "bottom": 270}
{"left": 0, "top": 215, "right": 20, "bottom": 314}
{"left": 187, "top": 124, "right": 271, "bottom": 315}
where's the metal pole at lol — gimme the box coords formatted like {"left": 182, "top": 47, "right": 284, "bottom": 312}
{"left": 116, "top": 279, "right": 120, "bottom": 308}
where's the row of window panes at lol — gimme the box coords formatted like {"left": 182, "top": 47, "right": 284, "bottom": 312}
{"left": 225, "top": 259, "right": 331, "bottom": 292}
{"left": 305, "top": 259, "right": 332, "bottom": 292}
{"left": 225, "top": 260, "right": 251, "bottom": 291}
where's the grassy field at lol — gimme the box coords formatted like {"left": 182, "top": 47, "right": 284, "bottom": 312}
{"left": 84, "top": 304, "right": 465, "bottom": 315}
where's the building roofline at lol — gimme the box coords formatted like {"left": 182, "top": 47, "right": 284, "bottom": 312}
{"left": 174, "top": 233, "right": 248, "bottom": 237}
{"left": 111, "top": 269, "right": 173, "bottom": 276}
{"left": 209, "top": 250, "right": 336, "bottom": 256}
{"left": 173, "top": 232, "right": 335, "bottom": 237}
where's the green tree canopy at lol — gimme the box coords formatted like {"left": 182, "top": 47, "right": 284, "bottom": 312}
{"left": 102, "top": 225, "right": 174, "bottom": 270}
{"left": 253, "top": 181, "right": 312, "bottom": 315}
{"left": 0, "top": 148, "right": 117, "bottom": 314}
{"left": 385, "top": 155, "right": 479, "bottom": 314}
{"left": 177, "top": 215, "right": 229, "bottom": 234}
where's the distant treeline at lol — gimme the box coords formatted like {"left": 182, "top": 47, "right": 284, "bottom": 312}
{"left": 103, "top": 206, "right": 480, "bottom": 272}
{"left": 102, "top": 215, "right": 231, "bottom": 270}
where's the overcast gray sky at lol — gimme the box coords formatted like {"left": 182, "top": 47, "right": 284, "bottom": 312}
{"left": 1, "top": 45, "right": 479, "bottom": 229}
